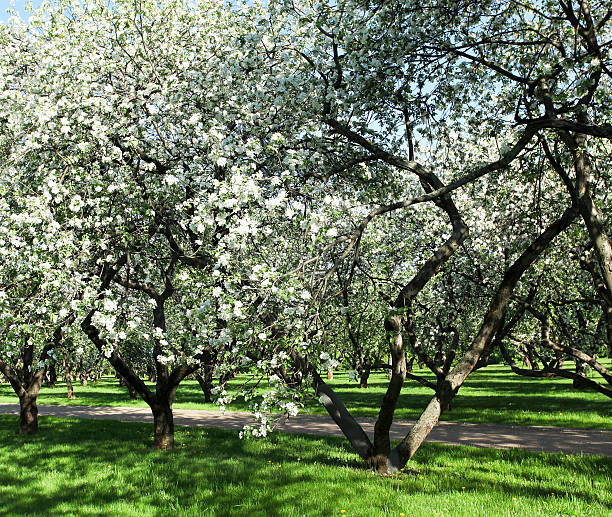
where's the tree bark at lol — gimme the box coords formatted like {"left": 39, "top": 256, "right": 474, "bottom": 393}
{"left": 554, "top": 121, "right": 612, "bottom": 308}
{"left": 195, "top": 371, "right": 213, "bottom": 403}
{"left": 81, "top": 268, "right": 206, "bottom": 451}
{"left": 19, "top": 391, "right": 39, "bottom": 435}
{"left": 406, "top": 356, "right": 415, "bottom": 373}
{"left": 371, "top": 315, "right": 407, "bottom": 472}
{"left": 127, "top": 380, "right": 138, "bottom": 400}
{"left": 312, "top": 372, "right": 372, "bottom": 460}
{"left": 575, "top": 167, "right": 612, "bottom": 304}
{"left": 606, "top": 307, "right": 612, "bottom": 357}
{"left": 119, "top": 374, "right": 138, "bottom": 400}
{"left": 151, "top": 400, "right": 174, "bottom": 449}
{"left": 63, "top": 352, "right": 76, "bottom": 399}
{"left": 147, "top": 363, "right": 156, "bottom": 383}
{"left": 1, "top": 352, "right": 44, "bottom": 435}
{"left": 359, "top": 359, "right": 371, "bottom": 389}
{"left": 393, "top": 207, "right": 578, "bottom": 468}
{"left": 45, "top": 363, "right": 57, "bottom": 388}
{"left": 3, "top": 326, "right": 67, "bottom": 434}
{"left": 368, "top": 171, "right": 469, "bottom": 473}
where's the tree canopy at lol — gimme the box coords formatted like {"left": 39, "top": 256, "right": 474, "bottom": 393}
{"left": 0, "top": 0, "right": 610, "bottom": 472}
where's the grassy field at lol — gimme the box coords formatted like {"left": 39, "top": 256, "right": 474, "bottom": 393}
{"left": 1, "top": 415, "right": 610, "bottom": 516}
{"left": 1, "top": 364, "right": 611, "bottom": 429}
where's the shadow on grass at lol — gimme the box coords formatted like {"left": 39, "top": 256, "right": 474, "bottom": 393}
{"left": 1, "top": 415, "right": 611, "bottom": 516}
{"left": 2, "top": 370, "right": 612, "bottom": 435}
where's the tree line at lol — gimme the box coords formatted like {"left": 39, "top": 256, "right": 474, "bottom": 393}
{"left": 0, "top": 0, "right": 611, "bottom": 474}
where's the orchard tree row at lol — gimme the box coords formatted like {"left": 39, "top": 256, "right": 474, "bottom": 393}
{"left": 0, "top": 0, "right": 611, "bottom": 473}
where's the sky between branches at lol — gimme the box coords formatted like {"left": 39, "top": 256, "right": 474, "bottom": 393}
{"left": 0, "top": 0, "right": 43, "bottom": 24}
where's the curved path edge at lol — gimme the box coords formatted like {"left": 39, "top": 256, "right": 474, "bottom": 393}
{"left": 1, "top": 403, "right": 611, "bottom": 457}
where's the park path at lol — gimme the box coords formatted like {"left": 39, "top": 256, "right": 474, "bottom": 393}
{"left": 1, "top": 402, "right": 611, "bottom": 457}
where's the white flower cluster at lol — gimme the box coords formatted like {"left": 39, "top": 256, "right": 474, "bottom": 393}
{"left": 319, "top": 351, "right": 339, "bottom": 372}
{"left": 347, "top": 370, "right": 359, "bottom": 383}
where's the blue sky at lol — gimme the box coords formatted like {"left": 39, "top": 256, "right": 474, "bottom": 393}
{"left": 0, "top": 0, "right": 43, "bottom": 24}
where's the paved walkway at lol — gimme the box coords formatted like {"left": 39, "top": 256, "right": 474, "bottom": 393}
{"left": 1, "top": 403, "right": 611, "bottom": 457}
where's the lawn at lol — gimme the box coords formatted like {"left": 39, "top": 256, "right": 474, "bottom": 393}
{"left": 1, "top": 415, "right": 610, "bottom": 516}
{"left": 1, "top": 364, "right": 611, "bottom": 429}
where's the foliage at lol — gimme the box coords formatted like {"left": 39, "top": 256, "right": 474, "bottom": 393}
{"left": 0, "top": 0, "right": 611, "bottom": 469}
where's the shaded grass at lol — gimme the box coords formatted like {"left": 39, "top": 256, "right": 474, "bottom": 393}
{"left": 1, "top": 364, "right": 611, "bottom": 429}
{"left": 0, "top": 415, "right": 611, "bottom": 516}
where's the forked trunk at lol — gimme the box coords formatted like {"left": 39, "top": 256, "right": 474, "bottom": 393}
{"left": 334, "top": 206, "right": 577, "bottom": 475}
{"left": 387, "top": 207, "right": 579, "bottom": 469}
{"left": 19, "top": 393, "right": 39, "bottom": 435}
{"left": 152, "top": 402, "right": 174, "bottom": 449}
{"left": 371, "top": 315, "right": 407, "bottom": 472}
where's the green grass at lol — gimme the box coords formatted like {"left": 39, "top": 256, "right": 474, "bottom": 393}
{"left": 1, "top": 364, "right": 611, "bottom": 429}
{"left": 1, "top": 415, "right": 610, "bottom": 516}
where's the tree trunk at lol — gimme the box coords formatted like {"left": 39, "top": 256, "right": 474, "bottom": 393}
{"left": 358, "top": 357, "right": 372, "bottom": 388}
{"left": 396, "top": 392, "right": 446, "bottom": 463}
{"left": 63, "top": 352, "right": 76, "bottom": 399}
{"left": 327, "top": 366, "right": 334, "bottom": 380}
{"left": 573, "top": 360, "right": 590, "bottom": 389}
{"left": 564, "top": 124, "right": 612, "bottom": 309}
{"left": 119, "top": 374, "right": 138, "bottom": 400}
{"left": 406, "top": 357, "right": 415, "bottom": 373}
{"left": 125, "top": 380, "right": 137, "bottom": 400}
{"left": 313, "top": 373, "right": 372, "bottom": 461}
{"left": 195, "top": 372, "right": 213, "bottom": 403}
{"left": 525, "top": 346, "right": 539, "bottom": 370}
{"left": 359, "top": 369, "right": 370, "bottom": 389}
{"left": 390, "top": 207, "right": 578, "bottom": 469}
{"left": 606, "top": 307, "right": 612, "bottom": 357}
{"left": 152, "top": 401, "right": 174, "bottom": 449}
{"left": 371, "top": 315, "right": 407, "bottom": 472}
{"left": 80, "top": 255, "right": 192, "bottom": 452}
{"left": 77, "top": 358, "right": 87, "bottom": 386}
{"left": 147, "top": 363, "right": 156, "bottom": 383}
{"left": 45, "top": 363, "right": 57, "bottom": 388}
{"left": 19, "top": 392, "right": 39, "bottom": 435}
{"left": 65, "top": 377, "right": 75, "bottom": 399}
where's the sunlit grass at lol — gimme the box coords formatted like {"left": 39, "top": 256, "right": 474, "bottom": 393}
{"left": 1, "top": 415, "right": 611, "bottom": 516}
{"left": 1, "top": 363, "right": 611, "bottom": 429}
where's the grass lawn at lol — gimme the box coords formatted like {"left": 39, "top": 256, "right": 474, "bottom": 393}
{"left": 1, "top": 415, "right": 610, "bottom": 516}
{"left": 1, "top": 364, "right": 611, "bottom": 429}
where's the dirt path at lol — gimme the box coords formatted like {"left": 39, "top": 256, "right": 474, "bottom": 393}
{"left": 1, "top": 402, "right": 611, "bottom": 457}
